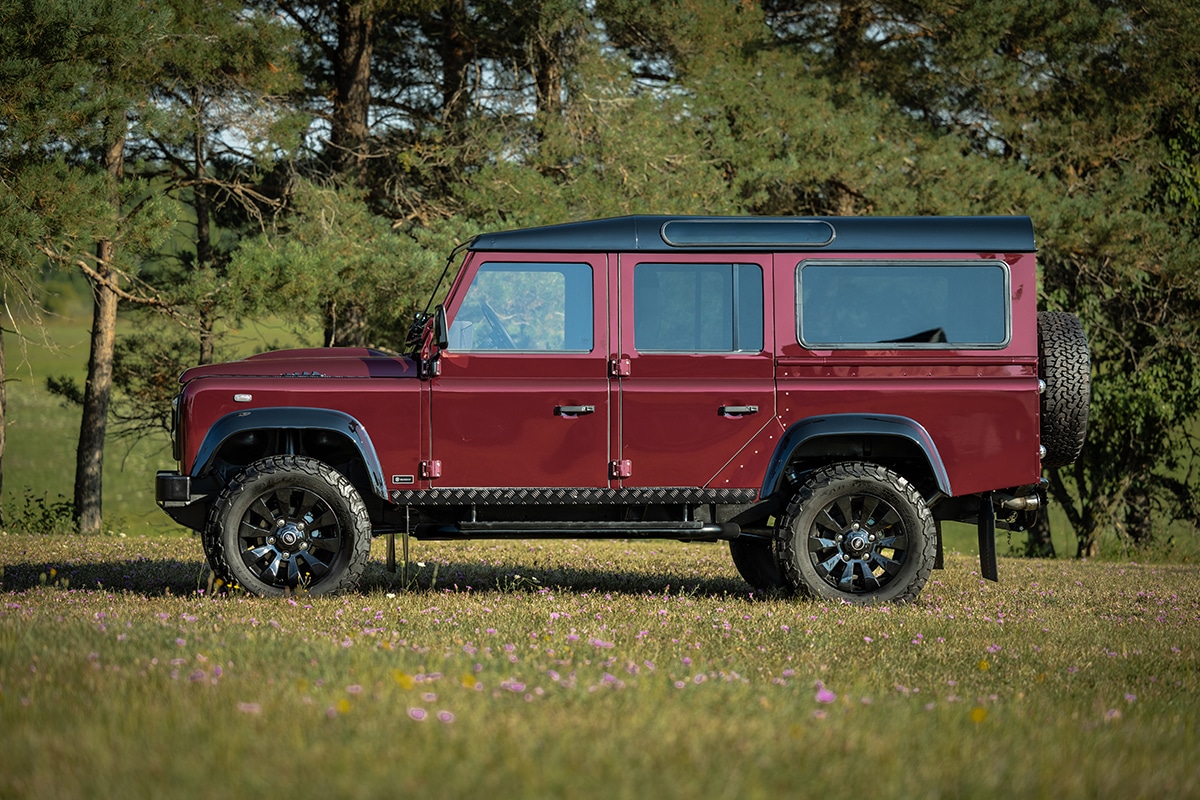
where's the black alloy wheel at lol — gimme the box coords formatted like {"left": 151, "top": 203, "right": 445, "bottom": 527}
{"left": 775, "top": 461, "right": 937, "bottom": 604}
{"left": 205, "top": 456, "right": 371, "bottom": 596}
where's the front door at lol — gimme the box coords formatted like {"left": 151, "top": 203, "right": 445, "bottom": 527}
{"left": 615, "top": 254, "right": 776, "bottom": 488}
{"left": 431, "top": 255, "right": 610, "bottom": 488}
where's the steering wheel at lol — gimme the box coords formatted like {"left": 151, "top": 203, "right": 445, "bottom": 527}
{"left": 481, "top": 301, "right": 517, "bottom": 349}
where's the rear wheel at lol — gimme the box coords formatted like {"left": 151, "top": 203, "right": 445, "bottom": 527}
{"left": 205, "top": 456, "right": 371, "bottom": 597}
{"left": 775, "top": 462, "right": 936, "bottom": 605}
{"left": 729, "top": 537, "right": 784, "bottom": 591}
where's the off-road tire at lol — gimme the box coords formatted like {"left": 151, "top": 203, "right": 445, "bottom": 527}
{"left": 729, "top": 537, "right": 785, "bottom": 591}
{"left": 775, "top": 462, "right": 937, "bottom": 605}
{"left": 204, "top": 456, "right": 371, "bottom": 597}
{"left": 1038, "top": 311, "right": 1090, "bottom": 469}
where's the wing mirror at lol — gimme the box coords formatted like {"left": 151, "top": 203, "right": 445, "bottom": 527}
{"left": 434, "top": 304, "right": 449, "bottom": 350}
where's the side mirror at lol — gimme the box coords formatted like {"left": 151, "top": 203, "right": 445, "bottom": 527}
{"left": 434, "top": 304, "right": 449, "bottom": 350}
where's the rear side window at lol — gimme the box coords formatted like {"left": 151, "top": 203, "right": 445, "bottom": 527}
{"left": 798, "top": 260, "right": 1010, "bottom": 348}
{"left": 634, "top": 263, "right": 763, "bottom": 353}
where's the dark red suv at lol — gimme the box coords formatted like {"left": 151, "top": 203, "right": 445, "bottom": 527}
{"left": 156, "top": 215, "right": 1090, "bottom": 603}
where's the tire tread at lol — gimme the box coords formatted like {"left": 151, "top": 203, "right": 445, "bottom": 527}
{"left": 1038, "top": 311, "right": 1091, "bottom": 469}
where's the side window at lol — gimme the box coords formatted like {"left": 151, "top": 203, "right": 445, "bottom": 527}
{"left": 448, "top": 262, "right": 593, "bottom": 352}
{"left": 798, "top": 261, "right": 1010, "bottom": 348}
{"left": 634, "top": 263, "right": 763, "bottom": 353}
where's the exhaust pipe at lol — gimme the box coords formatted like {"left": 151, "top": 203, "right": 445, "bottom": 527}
{"left": 998, "top": 495, "right": 1040, "bottom": 512}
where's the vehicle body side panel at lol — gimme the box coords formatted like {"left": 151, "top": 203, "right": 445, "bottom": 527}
{"left": 771, "top": 251, "right": 1040, "bottom": 496}
{"left": 757, "top": 413, "right": 952, "bottom": 497}
{"left": 191, "top": 407, "right": 389, "bottom": 499}
{"left": 179, "top": 376, "right": 422, "bottom": 491}
{"left": 614, "top": 252, "right": 777, "bottom": 489}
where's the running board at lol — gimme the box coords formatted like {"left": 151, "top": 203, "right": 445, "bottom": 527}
{"left": 414, "top": 520, "right": 742, "bottom": 541}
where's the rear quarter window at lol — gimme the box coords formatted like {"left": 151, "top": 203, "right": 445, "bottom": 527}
{"left": 797, "top": 260, "right": 1010, "bottom": 349}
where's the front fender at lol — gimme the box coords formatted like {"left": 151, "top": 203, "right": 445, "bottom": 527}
{"left": 760, "top": 413, "right": 952, "bottom": 498}
{"left": 191, "top": 407, "right": 388, "bottom": 501}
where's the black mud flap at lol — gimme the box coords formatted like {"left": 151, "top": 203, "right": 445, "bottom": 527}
{"left": 977, "top": 492, "right": 998, "bottom": 582}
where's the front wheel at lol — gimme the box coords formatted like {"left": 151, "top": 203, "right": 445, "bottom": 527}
{"left": 775, "top": 462, "right": 937, "bottom": 605}
{"left": 205, "top": 456, "right": 372, "bottom": 597}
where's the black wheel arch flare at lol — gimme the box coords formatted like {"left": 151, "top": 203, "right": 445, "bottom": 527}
{"left": 759, "top": 413, "right": 952, "bottom": 501}
{"left": 190, "top": 407, "right": 389, "bottom": 502}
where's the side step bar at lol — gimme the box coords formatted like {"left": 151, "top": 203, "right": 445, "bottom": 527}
{"left": 415, "top": 520, "right": 742, "bottom": 541}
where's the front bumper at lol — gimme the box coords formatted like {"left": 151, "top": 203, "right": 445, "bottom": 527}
{"left": 156, "top": 471, "right": 191, "bottom": 503}
{"left": 155, "top": 471, "right": 211, "bottom": 532}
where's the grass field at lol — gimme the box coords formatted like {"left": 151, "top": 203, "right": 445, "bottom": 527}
{"left": 1, "top": 535, "right": 1197, "bottom": 799}
{"left": 3, "top": 314, "right": 1197, "bottom": 797}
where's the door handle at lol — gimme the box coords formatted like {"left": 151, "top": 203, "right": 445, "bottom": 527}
{"left": 719, "top": 405, "right": 759, "bottom": 416}
{"left": 555, "top": 405, "right": 596, "bottom": 416}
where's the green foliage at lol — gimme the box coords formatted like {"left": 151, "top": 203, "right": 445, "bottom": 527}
{"left": 0, "top": 0, "right": 181, "bottom": 280}
{"left": 109, "top": 324, "right": 199, "bottom": 435}
{"left": 718, "top": 0, "right": 1200, "bottom": 555}
{"left": 4, "top": 490, "right": 75, "bottom": 535}
{"left": 229, "top": 179, "right": 448, "bottom": 350}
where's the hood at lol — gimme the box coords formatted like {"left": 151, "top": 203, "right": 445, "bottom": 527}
{"left": 179, "top": 347, "right": 419, "bottom": 383}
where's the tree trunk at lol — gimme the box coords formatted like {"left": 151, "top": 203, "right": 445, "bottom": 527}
{"left": 332, "top": 0, "right": 374, "bottom": 181}
{"left": 1049, "top": 461, "right": 1104, "bottom": 560}
{"left": 73, "top": 127, "right": 125, "bottom": 535}
{"left": 322, "top": 299, "right": 368, "bottom": 347}
{"left": 1124, "top": 486, "right": 1153, "bottom": 548}
{"left": 0, "top": 318, "right": 6, "bottom": 528}
{"left": 323, "top": 1, "right": 374, "bottom": 348}
{"left": 194, "top": 128, "right": 216, "bottom": 365}
{"left": 441, "top": 0, "right": 471, "bottom": 124}
{"left": 1075, "top": 530, "right": 1100, "bottom": 559}
{"left": 199, "top": 314, "right": 216, "bottom": 364}
{"left": 1074, "top": 497, "right": 1102, "bottom": 559}
{"left": 534, "top": 28, "right": 565, "bottom": 117}
{"left": 833, "top": 0, "right": 869, "bottom": 80}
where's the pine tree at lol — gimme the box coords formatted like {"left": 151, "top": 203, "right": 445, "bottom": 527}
{"left": 1, "top": 0, "right": 175, "bottom": 533}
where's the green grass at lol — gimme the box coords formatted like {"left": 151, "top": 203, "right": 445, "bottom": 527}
{"left": 1, "top": 535, "right": 1198, "bottom": 799}
{"left": 2, "top": 315, "right": 315, "bottom": 535}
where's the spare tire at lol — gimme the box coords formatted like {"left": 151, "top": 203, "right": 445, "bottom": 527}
{"left": 1038, "top": 311, "right": 1090, "bottom": 468}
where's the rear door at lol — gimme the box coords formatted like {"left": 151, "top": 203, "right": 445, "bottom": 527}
{"left": 614, "top": 254, "right": 776, "bottom": 488}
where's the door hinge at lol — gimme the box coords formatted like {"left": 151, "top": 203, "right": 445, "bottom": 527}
{"left": 420, "top": 459, "right": 442, "bottom": 479}
{"left": 610, "top": 459, "right": 632, "bottom": 479}
{"left": 609, "top": 357, "right": 631, "bottom": 378}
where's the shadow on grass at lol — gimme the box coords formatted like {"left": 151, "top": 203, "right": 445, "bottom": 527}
{"left": 0, "top": 556, "right": 758, "bottom": 600}
{"left": 359, "top": 560, "right": 758, "bottom": 599}
{"left": 0, "top": 556, "right": 210, "bottom": 596}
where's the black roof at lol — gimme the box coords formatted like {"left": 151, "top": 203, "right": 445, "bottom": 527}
{"left": 469, "top": 215, "right": 1036, "bottom": 253}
